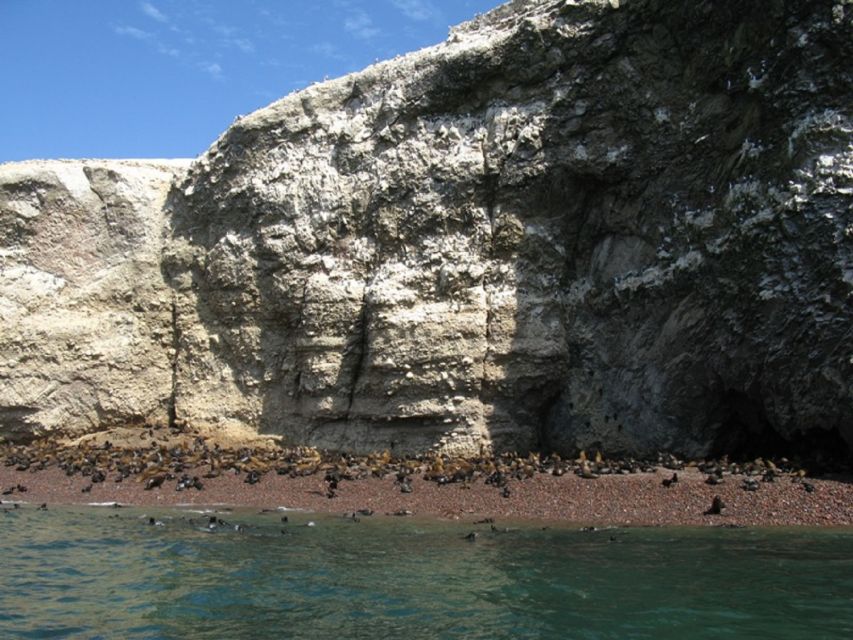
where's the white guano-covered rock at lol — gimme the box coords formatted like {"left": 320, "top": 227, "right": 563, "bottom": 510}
{"left": 0, "top": 159, "right": 190, "bottom": 440}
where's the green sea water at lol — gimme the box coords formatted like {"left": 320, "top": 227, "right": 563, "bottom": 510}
{"left": 1, "top": 505, "right": 852, "bottom": 639}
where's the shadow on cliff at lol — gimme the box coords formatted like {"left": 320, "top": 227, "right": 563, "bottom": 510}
{"left": 532, "top": 0, "right": 853, "bottom": 466}
{"left": 163, "top": 0, "right": 852, "bottom": 465}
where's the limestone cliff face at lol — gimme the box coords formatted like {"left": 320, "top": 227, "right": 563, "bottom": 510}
{"left": 0, "top": 160, "right": 191, "bottom": 440}
{"left": 163, "top": 0, "right": 853, "bottom": 457}
{"left": 2, "top": 0, "right": 851, "bottom": 459}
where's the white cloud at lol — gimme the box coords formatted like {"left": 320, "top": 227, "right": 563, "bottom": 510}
{"left": 157, "top": 44, "right": 181, "bottom": 58}
{"left": 114, "top": 24, "right": 180, "bottom": 60}
{"left": 114, "top": 25, "right": 152, "bottom": 41}
{"left": 201, "top": 62, "right": 223, "bottom": 79}
{"left": 229, "top": 38, "right": 255, "bottom": 54}
{"left": 212, "top": 23, "right": 237, "bottom": 38}
{"left": 140, "top": 2, "right": 169, "bottom": 23}
{"left": 390, "top": 0, "right": 440, "bottom": 21}
{"left": 344, "top": 10, "right": 380, "bottom": 39}
{"left": 311, "top": 41, "right": 344, "bottom": 60}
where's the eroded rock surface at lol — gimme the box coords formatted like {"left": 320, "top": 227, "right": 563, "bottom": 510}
{"left": 0, "top": 159, "right": 191, "bottom": 440}
{"left": 163, "top": 0, "right": 853, "bottom": 456}
{"left": 2, "top": 1, "right": 851, "bottom": 459}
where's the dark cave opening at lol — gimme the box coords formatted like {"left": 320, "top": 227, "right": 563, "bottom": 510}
{"left": 709, "top": 389, "right": 851, "bottom": 472}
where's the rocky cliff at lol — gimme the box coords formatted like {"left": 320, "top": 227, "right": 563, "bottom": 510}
{"left": 0, "top": 160, "right": 191, "bottom": 440}
{"left": 3, "top": 0, "right": 852, "bottom": 459}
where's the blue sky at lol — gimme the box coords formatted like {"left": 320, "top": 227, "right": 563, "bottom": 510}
{"left": 1, "top": 0, "right": 502, "bottom": 162}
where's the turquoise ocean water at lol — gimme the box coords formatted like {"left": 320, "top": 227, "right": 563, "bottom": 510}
{"left": 1, "top": 505, "right": 852, "bottom": 639}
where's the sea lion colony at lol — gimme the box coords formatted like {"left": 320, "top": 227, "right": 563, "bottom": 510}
{"left": 0, "top": 422, "right": 829, "bottom": 502}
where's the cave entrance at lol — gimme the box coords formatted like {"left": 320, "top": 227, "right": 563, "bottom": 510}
{"left": 709, "top": 389, "right": 851, "bottom": 472}
{"left": 709, "top": 390, "right": 783, "bottom": 460}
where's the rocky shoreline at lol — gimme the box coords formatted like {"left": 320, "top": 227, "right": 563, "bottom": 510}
{"left": 2, "top": 427, "right": 851, "bottom": 527}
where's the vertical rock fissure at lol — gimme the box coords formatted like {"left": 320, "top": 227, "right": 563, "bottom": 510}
{"left": 478, "top": 171, "right": 499, "bottom": 409}
{"left": 168, "top": 295, "right": 181, "bottom": 430}
{"left": 478, "top": 286, "right": 493, "bottom": 408}
{"left": 293, "top": 282, "right": 309, "bottom": 398}
{"left": 346, "top": 286, "right": 370, "bottom": 420}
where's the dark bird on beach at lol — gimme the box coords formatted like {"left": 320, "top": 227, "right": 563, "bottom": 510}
{"left": 81, "top": 483, "right": 93, "bottom": 493}
{"left": 803, "top": 481, "right": 815, "bottom": 493}
{"left": 145, "top": 475, "right": 165, "bottom": 490}
{"left": 705, "top": 473, "right": 724, "bottom": 485}
{"left": 464, "top": 532, "right": 479, "bottom": 541}
{"left": 325, "top": 472, "right": 339, "bottom": 498}
{"left": 742, "top": 478, "right": 760, "bottom": 492}
{"left": 501, "top": 486, "right": 511, "bottom": 498}
{"left": 704, "top": 495, "right": 725, "bottom": 515}
{"left": 38, "top": 503, "right": 47, "bottom": 510}
{"left": 662, "top": 472, "right": 678, "bottom": 487}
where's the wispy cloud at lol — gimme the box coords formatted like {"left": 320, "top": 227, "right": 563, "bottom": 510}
{"left": 311, "top": 41, "right": 345, "bottom": 61}
{"left": 228, "top": 37, "right": 255, "bottom": 54}
{"left": 201, "top": 62, "right": 223, "bottom": 80}
{"left": 211, "top": 22, "right": 237, "bottom": 38}
{"left": 114, "top": 3, "right": 271, "bottom": 82}
{"left": 114, "top": 25, "right": 152, "bottom": 41}
{"left": 114, "top": 24, "right": 180, "bottom": 57}
{"left": 390, "top": 0, "right": 440, "bottom": 22}
{"left": 344, "top": 10, "right": 380, "bottom": 40}
{"left": 140, "top": 2, "right": 169, "bottom": 24}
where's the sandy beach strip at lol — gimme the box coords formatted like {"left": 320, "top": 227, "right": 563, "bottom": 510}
{"left": 2, "top": 465, "right": 851, "bottom": 527}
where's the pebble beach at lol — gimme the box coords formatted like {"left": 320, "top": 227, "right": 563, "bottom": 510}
{"left": 2, "top": 430, "right": 851, "bottom": 527}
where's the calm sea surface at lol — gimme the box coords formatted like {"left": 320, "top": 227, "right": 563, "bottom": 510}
{"left": 1, "top": 505, "right": 852, "bottom": 639}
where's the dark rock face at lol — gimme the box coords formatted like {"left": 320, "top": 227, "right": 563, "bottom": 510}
{"left": 163, "top": 0, "right": 852, "bottom": 457}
